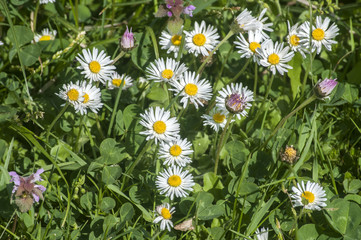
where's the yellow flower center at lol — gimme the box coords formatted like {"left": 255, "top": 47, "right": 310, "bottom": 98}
{"left": 39, "top": 35, "right": 51, "bottom": 41}
{"left": 89, "top": 61, "right": 101, "bottom": 73}
{"left": 192, "top": 33, "right": 206, "bottom": 46}
{"left": 171, "top": 35, "right": 182, "bottom": 46}
{"left": 168, "top": 175, "right": 182, "bottom": 187}
{"left": 301, "top": 191, "right": 315, "bottom": 203}
{"left": 112, "top": 78, "right": 124, "bottom": 87}
{"left": 83, "top": 93, "right": 89, "bottom": 103}
{"left": 249, "top": 42, "right": 261, "bottom": 53}
{"left": 153, "top": 121, "right": 166, "bottom": 134}
{"left": 161, "top": 208, "right": 172, "bottom": 220}
{"left": 212, "top": 113, "right": 226, "bottom": 123}
{"left": 312, "top": 28, "right": 325, "bottom": 41}
{"left": 290, "top": 34, "right": 300, "bottom": 46}
{"left": 161, "top": 69, "right": 174, "bottom": 80}
{"left": 285, "top": 147, "right": 297, "bottom": 159}
{"left": 67, "top": 89, "right": 79, "bottom": 101}
{"left": 268, "top": 53, "right": 280, "bottom": 65}
{"left": 169, "top": 144, "right": 182, "bottom": 157}
{"left": 184, "top": 83, "right": 198, "bottom": 96}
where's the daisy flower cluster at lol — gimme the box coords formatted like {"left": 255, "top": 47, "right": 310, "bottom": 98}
{"left": 56, "top": 28, "right": 135, "bottom": 115}
{"left": 139, "top": 106, "right": 195, "bottom": 231}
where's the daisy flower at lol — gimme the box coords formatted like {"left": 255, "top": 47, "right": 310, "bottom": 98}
{"left": 298, "top": 16, "right": 339, "bottom": 54}
{"left": 170, "top": 71, "right": 212, "bottom": 109}
{"left": 216, "top": 83, "right": 254, "bottom": 119}
{"left": 158, "top": 137, "right": 193, "bottom": 166}
{"left": 56, "top": 81, "right": 84, "bottom": 106}
{"left": 234, "top": 30, "right": 268, "bottom": 63}
{"left": 107, "top": 72, "right": 133, "bottom": 90}
{"left": 34, "top": 28, "right": 57, "bottom": 42}
{"left": 74, "top": 81, "right": 103, "bottom": 115}
{"left": 139, "top": 107, "right": 180, "bottom": 144}
{"left": 40, "top": 0, "right": 56, "bottom": 4}
{"left": 234, "top": 9, "right": 259, "bottom": 32}
{"left": 201, "top": 108, "right": 233, "bottom": 131}
{"left": 184, "top": 20, "right": 220, "bottom": 57}
{"left": 76, "top": 48, "right": 116, "bottom": 84}
{"left": 153, "top": 203, "right": 175, "bottom": 232}
{"left": 159, "top": 27, "right": 183, "bottom": 58}
{"left": 257, "top": 40, "right": 295, "bottom": 75}
{"left": 286, "top": 21, "right": 307, "bottom": 58}
{"left": 255, "top": 227, "right": 269, "bottom": 240}
{"left": 291, "top": 181, "right": 327, "bottom": 211}
{"left": 156, "top": 166, "right": 195, "bottom": 200}
{"left": 145, "top": 58, "right": 187, "bottom": 83}
{"left": 253, "top": 8, "right": 273, "bottom": 40}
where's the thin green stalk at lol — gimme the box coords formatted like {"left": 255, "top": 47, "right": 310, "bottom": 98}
{"left": 230, "top": 58, "right": 251, "bottom": 84}
{"left": 176, "top": 29, "right": 186, "bottom": 62}
{"left": 46, "top": 102, "right": 69, "bottom": 142}
{"left": 259, "top": 94, "right": 317, "bottom": 150}
{"left": 177, "top": 104, "right": 189, "bottom": 121}
{"left": 214, "top": 114, "right": 233, "bottom": 174}
{"left": 146, "top": 26, "right": 159, "bottom": 59}
{"left": 196, "top": 30, "right": 235, "bottom": 75}
{"left": 32, "top": 1, "right": 40, "bottom": 32}
{"left": 69, "top": 0, "right": 79, "bottom": 29}
{"left": 246, "top": 74, "right": 275, "bottom": 134}
{"left": 111, "top": 51, "right": 126, "bottom": 65}
{"left": 253, "top": 63, "right": 258, "bottom": 98}
{"left": 107, "top": 85, "right": 123, "bottom": 137}
{"left": 121, "top": 140, "right": 153, "bottom": 191}
{"left": 74, "top": 115, "right": 84, "bottom": 152}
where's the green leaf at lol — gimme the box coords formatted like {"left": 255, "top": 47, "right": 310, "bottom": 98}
{"left": 246, "top": 196, "right": 276, "bottom": 235}
{"left": 19, "top": 44, "right": 41, "bottom": 66}
{"left": 287, "top": 52, "right": 303, "bottom": 100}
{"left": 196, "top": 192, "right": 225, "bottom": 220}
{"left": 342, "top": 83, "right": 359, "bottom": 103}
{"left": 100, "top": 197, "right": 116, "bottom": 212}
{"left": 325, "top": 199, "right": 361, "bottom": 235}
{"left": 225, "top": 140, "right": 249, "bottom": 168}
{"left": 10, "top": 0, "right": 30, "bottom": 6}
{"left": 343, "top": 179, "right": 361, "bottom": 194}
{"left": 193, "top": 132, "right": 210, "bottom": 157}
{"left": 297, "top": 224, "right": 319, "bottom": 240}
{"left": 7, "top": 26, "right": 33, "bottom": 47}
{"left": 123, "top": 104, "right": 142, "bottom": 130}
{"left": 102, "top": 165, "right": 121, "bottom": 184}
{"left": 99, "top": 138, "right": 127, "bottom": 164}
{"left": 0, "top": 106, "right": 17, "bottom": 123}
{"left": 203, "top": 172, "right": 224, "bottom": 192}
{"left": 80, "top": 192, "right": 95, "bottom": 211}
{"left": 192, "top": 0, "right": 217, "bottom": 14}
{"left": 120, "top": 202, "right": 134, "bottom": 222}
{"left": 103, "top": 215, "right": 118, "bottom": 233}
{"left": 146, "top": 86, "right": 167, "bottom": 101}
{"left": 347, "top": 61, "right": 361, "bottom": 85}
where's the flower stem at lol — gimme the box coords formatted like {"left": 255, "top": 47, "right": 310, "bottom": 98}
{"left": 74, "top": 115, "right": 84, "bottom": 152}
{"left": 46, "top": 102, "right": 69, "bottom": 142}
{"left": 111, "top": 51, "right": 125, "bottom": 65}
{"left": 253, "top": 62, "right": 258, "bottom": 98}
{"left": 230, "top": 58, "right": 251, "bottom": 84}
{"left": 196, "top": 30, "right": 235, "bottom": 76}
{"left": 107, "top": 85, "right": 123, "bottom": 137}
{"left": 259, "top": 94, "right": 317, "bottom": 151}
{"left": 214, "top": 114, "right": 233, "bottom": 174}
{"left": 246, "top": 74, "right": 275, "bottom": 134}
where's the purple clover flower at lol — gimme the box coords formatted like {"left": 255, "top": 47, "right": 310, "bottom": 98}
{"left": 120, "top": 26, "right": 135, "bottom": 51}
{"left": 314, "top": 78, "right": 338, "bottom": 99}
{"left": 183, "top": 5, "right": 196, "bottom": 17}
{"left": 9, "top": 168, "right": 46, "bottom": 212}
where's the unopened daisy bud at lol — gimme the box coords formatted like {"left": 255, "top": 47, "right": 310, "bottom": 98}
{"left": 280, "top": 145, "right": 298, "bottom": 164}
{"left": 120, "top": 26, "right": 135, "bottom": 51}
{"left": 314, "top": 78, "right": 337, "bottom": 99}
{"left": 225, "top": 92, "right": 247, "bottom": 114}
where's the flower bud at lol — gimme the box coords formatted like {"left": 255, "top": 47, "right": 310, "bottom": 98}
{"left": 314, "top": 78, "right": 337, "bottom": 99}
{"left": 225, "top": 93, "right": 247, "bottom": 114}
{"left": 120, "top": 26, "right": 135, "bottom": 51}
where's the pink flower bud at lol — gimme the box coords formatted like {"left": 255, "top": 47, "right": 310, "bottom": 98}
{"left": 120, "top": 26, "right": 135, "bottom": 51}
{"left": 314, "top": 78, "right": 338, "bottom": 99}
